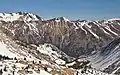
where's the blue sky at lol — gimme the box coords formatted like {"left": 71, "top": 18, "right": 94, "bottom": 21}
{"left": 0, "top": 0, "right": 120, "bottom": 20}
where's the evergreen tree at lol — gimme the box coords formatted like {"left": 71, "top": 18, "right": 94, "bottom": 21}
{"left": 24, "top": 58, "right": 26, "bottom": 60}
{"left": 76, "top": 71, "right": 79, "bottom": 75}
{"left": 39, "top": 61, "right": 41, "bottom": 64}
{"left": 0, "top": 69, "right": 3, "bottom": 74}
{"left": 13, "top": 71, "right": 15, "bottom": 75}
{"left": 14, "top": 57, "right": 17, "bottom": 60}
{"left": 44, "top": 67, "right": 47, "bottom": 71}
{"left": 4, "top": 66, "right": 7, "bottom": 72}
{"left": 32, "top": 61, "right": 35, "bottom": 64}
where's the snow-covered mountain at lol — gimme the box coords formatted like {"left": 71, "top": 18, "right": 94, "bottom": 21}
{"left": 0, "top": 12, "right": 120, "bottom": 75}
{"left": 89, "top": 38, "right": 120, "bottom": 74}
{"left": 1, "top": 12, "right": 120, "bottom": 57}
{"left": 0, "top": 12, "right": 41, "bottom": 22}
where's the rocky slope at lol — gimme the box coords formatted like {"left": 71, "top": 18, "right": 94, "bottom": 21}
{"left": 89, "top": 38, "right": 120, "bottom": 74}
{"left": 0, "top": 27, "right": 73, "bottom": 75}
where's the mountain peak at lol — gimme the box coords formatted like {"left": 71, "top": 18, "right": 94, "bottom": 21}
{"left": 58, "top": 17, "right": 70, "bottom": 22}
{"left": 104, "top": 18, "right": 120, "bottom": 23}
{"left": 76, "top": 19, "right": 88, "bottom": 22}
{"left": 0, "top": 12, "right": 42, "bottom": 22}
{"left": 49, "top": 17, "right": 70, "bottom": 22}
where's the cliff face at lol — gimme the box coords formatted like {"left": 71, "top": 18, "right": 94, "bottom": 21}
{"left": 0, "top": 12, "right": 120, "bottom": 57}
{"left": 41, "top": 19, "right": 120, "bottom": 57}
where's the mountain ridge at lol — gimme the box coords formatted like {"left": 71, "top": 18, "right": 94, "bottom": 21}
{"left": 0, "top": 12, "right": 120, "bottom": 57}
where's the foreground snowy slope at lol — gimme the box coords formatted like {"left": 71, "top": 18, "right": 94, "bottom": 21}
{"left": 0, "top": 33, "right": 66, "bottom": 75}
{"left": 0, "top": 60, "right": 52, "bottom": 75}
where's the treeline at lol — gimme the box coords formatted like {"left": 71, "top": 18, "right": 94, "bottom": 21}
{"left": 0, "top": 54, "right": 12, "bottom": 60}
